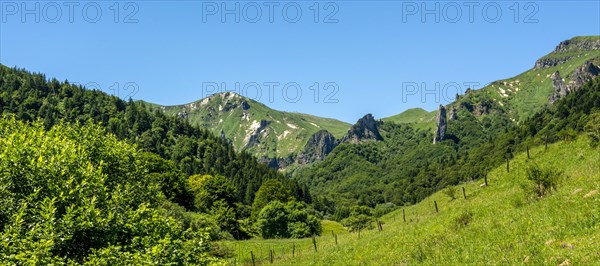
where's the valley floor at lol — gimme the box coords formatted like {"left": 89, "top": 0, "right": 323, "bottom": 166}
{"left": 220, "top": 137, "right": 600, "bottom": 265}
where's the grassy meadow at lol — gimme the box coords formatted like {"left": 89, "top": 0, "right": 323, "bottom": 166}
{"left": 220, "top": 136, "right": 600, "bottom": 265}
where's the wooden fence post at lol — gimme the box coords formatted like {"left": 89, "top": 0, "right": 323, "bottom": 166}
{"left": 526, "top": 145, "right": 530, "bottom": 159}
{"left": 484, "top": 174, "right": 488, "bottom": 187}
{"left": 462, "top": 187, "right": 466, "bottom": 200}
{"left": 312, "top": 235, "right": 318, "bottom": 252}
{"left": 335, "top": 234, "right": 338, "bottom": 245}
{"left": 251, "top": 251, "right": 255, "bottom": 266}
{"left": 292, "top": 244, "right": 295, "bottom": 257}
{"left": 434, "top": 201, "right": 438, "bottom": 213}
{"left": 402, "top": 208, "right": 406, "bottom": 222}
{"left": 506, "top": 158, "right": 510, "bottom": 173}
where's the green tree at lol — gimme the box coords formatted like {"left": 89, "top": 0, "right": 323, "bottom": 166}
{"left": 255, "top": 201, "right": 322, "bottom": 239}
{"left": 188, "top": 174, "right": 236, "bottom": 212}
{"left": 252, "top": 179, "right": 293, "bottom": 217}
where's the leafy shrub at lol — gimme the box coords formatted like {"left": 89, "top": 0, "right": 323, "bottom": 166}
{"left": 525, "top": 164, "right": 562, "bottom": 198}
{"left": 255, "top": 201, "right": 321, "bottom": 239}
{"left": 453, "top": 210, "right": 474, "bottom": 228}
{"left": 444, "top": 187, "right": 458, "bottom": 200}
{"left": 0, "top": 117, "right": 220, "bottom": 264}
{"left": 341, "top": 206, "right": 374, "bottom": 232}
{"left": 373, "top": 202, "right": 397, "bottom": 217}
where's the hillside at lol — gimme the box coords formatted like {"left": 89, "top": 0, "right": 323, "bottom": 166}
{"left": 386, "top": 36, "right": 600, "bottom": 129}
{"left": 382, "top": 107, "right": 436, "bottom": 131}
{"left": 0, "top": 65, "right": 310, "bottom": 218}
{"left": 224, "top": 136, "right": 600, "bottom": 265}
{"left": 294, "top": 36, "right": 600, "bottom": 209}
{"left": 145, "top": 93, "right": 350, "bottom": 169}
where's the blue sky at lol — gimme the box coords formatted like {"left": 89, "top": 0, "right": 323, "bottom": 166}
{"left": 1, "top": 1, "right": 599, "bottom": 123}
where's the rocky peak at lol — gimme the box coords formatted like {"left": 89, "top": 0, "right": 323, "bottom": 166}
{"left": 554, "top": 38, "right": 600, "bottom": 53}
{"left": 296, "top": 130, "right": 339, "bottom": 165}
{"left": 341, "top": 114, "right": 383, "bottom": 143}
{"left": 534, "top": 37, "right": 600, "bottom": 69}
{"left": 548, "top": 71, "right": 568, "bottom": 104}
{"left": 433, "top": 105, "right": 447, "bottom": 144}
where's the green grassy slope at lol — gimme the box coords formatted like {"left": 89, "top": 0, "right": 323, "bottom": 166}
{"left": 144, "top": 92, "right": 350, "bottom": 159}
{"left": 382, "top": 108, "right": 436, "bottom": 131}
{"left": 385, "top": 36, "right": 600, "bottom": 128}
{"left": 222, "top": 137, "right": 600, "bottom": 265}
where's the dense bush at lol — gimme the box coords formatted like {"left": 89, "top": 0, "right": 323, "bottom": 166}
{"left": 341, "top": 206, "right": 375, "bottom": 232}
{"left": 251, "top": 179, "right": 294, "bottom": 218}
{"left": 255, "top": 201, "right": 321, "bottom": 239}
{"left": 0, "top": 117, "right": 221, "bottom": 264}
{"left": 525, "top": 164, "right": 563, "bottom": 198}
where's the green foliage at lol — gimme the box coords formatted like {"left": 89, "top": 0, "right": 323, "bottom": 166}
{"left": 0, "top": 117, "right": 220, "bottom": 264}
{"left": 188, "top": 174, "right": 236, "bottom": 212}
{"left": 525, "top": 164, "right": 563, "bottom": 198}
{"left": 584, "top": 112, "right": 600, "bottom": 147}
{"left": 255, "top": 201, "right": 322, "bottom": 239}
{"left": 187, "top": 174, "right": 244, "bottom": 239}
{"left": 453, "top": 210, "right": 474, "bottom": 228}
{"left": 252, "top": 179, "right": 293, "bottom": 217}
{"left": 340, "top": 206, "right": 374, "bottom": 232}
{"left": 0, "top": 64, "right": 298, "bottom": 209}
{"left": 444, "top": 187, "right": 458, "bottom": 200}
{"left": 373, "top": 203, "right": 397, "bottom": 218}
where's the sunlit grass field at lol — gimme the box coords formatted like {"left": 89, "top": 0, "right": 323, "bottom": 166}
{"left": 220, "top": 136, "right": 600, "bottom": 265}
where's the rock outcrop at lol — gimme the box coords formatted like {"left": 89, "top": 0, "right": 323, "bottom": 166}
{"left": 245, "top": 120, "right": 270, "bottom": 148}
{"left": 534, "top": 57, "right": 575, "bottom": 69}
{"left": 548, "top": 71, "right": 568, "bottom": 104}
{"left": 447, "top": 106, "right": 458, "bottom": 121}
{"left": 341, "top": 114, "right": 383, "bottom": 143}
{"left": 296, "top": 130, "right": 339, "bottom": 165}
{"left": 534, "top": 38, "right": 600, "bottom": 69}
{"left": 549, "top": 61, "right": 600, "bottom": 104}
{"left": 176, "top": 111, "right": 189, "bottom": 119}
{"left": 433, "top": 105, "right": 447, "bottom": 144}
{"left": 567, "top": 61, "right": 600, "bottom": 91}
{"left": 258, "top": 156, "right": 294, "bottom": 170}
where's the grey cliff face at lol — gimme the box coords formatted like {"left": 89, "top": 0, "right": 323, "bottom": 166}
{"left": 341, "top": 114, "right": 383, "bottom": 143}
{"left": 433, "top": 105, "right": 447, "bottom": 144}
{"left": 296, "top": 130, "right": 339, "bottom": 165}
{"left": 567, "top": 61, "right": 600, "bottom": 92}
{"left": 549, "top": 61, "right": 600, "bottom": 104}
{"left": 548, "top": 71, "right": 568, "bottom": 104}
